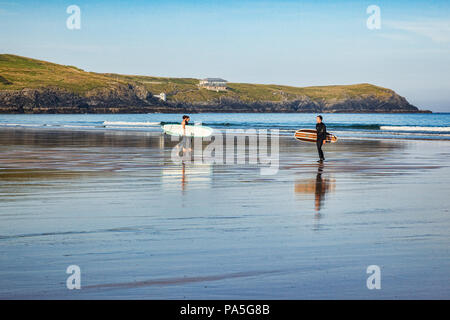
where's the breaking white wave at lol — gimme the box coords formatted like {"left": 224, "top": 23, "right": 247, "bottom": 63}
{"left": 103, "top": 121, "right": 161, "bottom": 126}
{"left": 0, "top": 123, "right": 41, "bottom": 127}
{"left": 380, "top": 126, "right": 450, "bottom": 132}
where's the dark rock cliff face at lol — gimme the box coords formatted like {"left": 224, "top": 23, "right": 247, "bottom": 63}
{"left": 0, "top": 86, "right": 427, "bottom": 113}
{"left": 169, "top": 94, "right": 425, "bottom": 113}
{"left": 0, "top": 85, "right": 163, "bottom": 113}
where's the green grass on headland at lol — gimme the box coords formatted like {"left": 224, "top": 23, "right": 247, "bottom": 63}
{"left": 0, "top": 54, "right": 395, "bottom": 102}
{"left": 0, "top": 54, "right": 122, "bottom": 94}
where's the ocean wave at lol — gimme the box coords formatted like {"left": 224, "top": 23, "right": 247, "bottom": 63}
{"left": 200, "top": 122, "right": 382, "bottom": 130}
{"left": 62, "top": 125, "right": 97, "bottom": 129}
{"left": 380, "top": 126, "right": 450, "bottom": 132}
{"left": 0, "top": 123, "right": 41, "bottom": 127}
{"left": 103, "top": 121, "right": 161, "bottom": 126}
{"left": 202, "top": 123, "right": 450, "bottom": 133}
{"left": 329, "top": 124, "right": 381, "bottom": 130}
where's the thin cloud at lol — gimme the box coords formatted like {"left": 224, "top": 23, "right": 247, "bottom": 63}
{"left": 377, "top": 33, "right": 412, "bottom": 42}
{"left": 386, "top": 20, "right": 450, "bottom": 43}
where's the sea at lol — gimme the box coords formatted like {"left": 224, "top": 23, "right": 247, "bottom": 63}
{"left": 0, "top": 113, "right": 449, "bottom": 140}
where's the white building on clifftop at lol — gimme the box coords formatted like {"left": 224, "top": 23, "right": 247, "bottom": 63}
{"left": 199, "top": 78, "right": 228, "bottom": 92}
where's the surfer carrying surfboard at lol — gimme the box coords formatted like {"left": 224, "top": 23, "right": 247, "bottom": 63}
{"left": 294, "top": 117, "right": 336, "bottom": 157}
{"left": 181, "top": 115, "right": 190, "bottom": 131}
{"left": 181, "top": 115, "right": 192, "bottom": 153}
{"left": 316, "top": 115, "right": 326, "bottom": 162}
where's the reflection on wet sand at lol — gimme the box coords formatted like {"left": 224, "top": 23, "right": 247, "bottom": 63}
{"left": 1, "top": 127, "right": 449, "bottom": 299}
{"left": 182, "top": 162, "right": 186, "bottom": 192}
{"left": 161, "top": 163, "right": 212, "bottom": 192}
{"left": 85, "top": 269, "right": 280, "bottom": 290}
{"left": 294, "top": 163, "right": 336, "bottom": 213}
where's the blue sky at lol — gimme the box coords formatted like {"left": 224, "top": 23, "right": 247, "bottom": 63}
{"left": 1, "top": 0, "right": 450, "bottom": 111}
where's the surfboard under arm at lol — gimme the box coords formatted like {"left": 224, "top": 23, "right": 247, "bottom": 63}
{"left": 162, "top": 124, "right": 213, "bottom": 138}
{"left": 294, "top": 129, "right": 338, "bottom": 143}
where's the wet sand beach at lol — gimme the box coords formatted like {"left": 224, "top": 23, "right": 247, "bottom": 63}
{"left": 0, "top": 127, "right": 449, "bottom": 299}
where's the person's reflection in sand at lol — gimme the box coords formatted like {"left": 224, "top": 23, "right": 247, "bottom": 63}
{"left": 181, "top": 162, "right": 187, "bottom": 194}
{"left": 314, "top": 163, "right": 325, "bottom": 213}
{"left": 295, "top": 163, "right": 335, "bottom": 216}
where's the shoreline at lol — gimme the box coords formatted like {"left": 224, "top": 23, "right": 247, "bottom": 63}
{"left": 1, "top": 125, "right": 450, "bottom": 142}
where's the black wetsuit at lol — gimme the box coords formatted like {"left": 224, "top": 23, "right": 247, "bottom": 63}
{"left": 181, "top": 120, "right": 191, "bottom": 151}
{"left": 316, "top": 122, "right": 326, "bottom": 160}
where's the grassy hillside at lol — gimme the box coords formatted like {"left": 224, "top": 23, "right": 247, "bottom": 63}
{"left": 106, "top": 73, "right": 394, "bottom": 103}
{"left": 0, "top": 54, "right": 122, "bottom": 94}
{"left": 0, "top": 54, "right": 395, "bottom": 102}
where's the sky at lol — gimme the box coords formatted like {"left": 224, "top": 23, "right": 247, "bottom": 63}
{"left": 1, "top": 0, "right": 450, "bottom": 112}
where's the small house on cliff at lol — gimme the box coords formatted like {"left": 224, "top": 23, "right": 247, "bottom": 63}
{"left": 153, "top": 92, "right": 166, "bottom": 101}
{"left": 199, "top": 78, "right": 227, "bottom": 92}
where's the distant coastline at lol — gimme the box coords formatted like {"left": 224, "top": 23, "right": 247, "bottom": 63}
{"left": 0, "top": 54, "right": 431, "bottom": 114}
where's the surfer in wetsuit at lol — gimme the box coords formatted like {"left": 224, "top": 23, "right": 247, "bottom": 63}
{"left": 181, "top": 115, "right": 190, "bottom": 132}
{"left": 181, "top": 115, "right": 191, "bottom": 154}
{"left": 316, "top": 115, "right": 326, "bottom": 162}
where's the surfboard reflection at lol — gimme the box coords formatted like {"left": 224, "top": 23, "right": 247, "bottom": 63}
{"left": 294, "top": 163, "right": 336, "bottom": 213}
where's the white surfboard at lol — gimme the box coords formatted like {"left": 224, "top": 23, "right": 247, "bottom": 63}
{"left": 162, "top": 124, "right": 213, "bottom": 138}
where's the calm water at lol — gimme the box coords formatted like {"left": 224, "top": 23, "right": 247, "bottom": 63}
{"left": 1, "top": 113, "right": 450, "bottom": 140}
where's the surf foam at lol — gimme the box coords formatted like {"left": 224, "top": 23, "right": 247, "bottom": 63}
{"left": 103, "top": 121, "right": 161, "bottom": 126}
{"left": 380, "top": 126, "right": 450, "bottom": 132}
